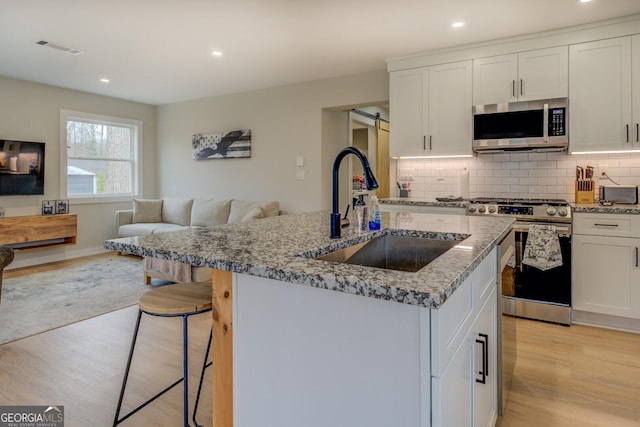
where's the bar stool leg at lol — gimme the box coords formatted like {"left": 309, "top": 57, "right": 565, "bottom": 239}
{"left": 183, "top": 314, "right": 189, "bottom": 427}
{"left": 113, "top": 310, "right": 143, "bottom": 427}
{"left": 192, "top": 329, "right": 213, "bottom": 427}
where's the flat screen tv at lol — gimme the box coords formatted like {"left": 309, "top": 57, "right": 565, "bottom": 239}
{"left": 0, "top": 139, "right": 45, "bottom": 196}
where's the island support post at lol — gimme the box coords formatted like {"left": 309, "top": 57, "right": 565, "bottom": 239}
{"left": 212, "top": 269, "right": 233, "bottom": 427}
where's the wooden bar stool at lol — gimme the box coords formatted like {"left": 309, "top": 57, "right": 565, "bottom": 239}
{"left": 113, "top": 282, "right": 213, "bottom": 427}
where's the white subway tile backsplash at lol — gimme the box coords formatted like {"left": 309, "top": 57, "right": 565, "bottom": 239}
{"left": 397, "top": 151, "right": 640, "bottom": 201}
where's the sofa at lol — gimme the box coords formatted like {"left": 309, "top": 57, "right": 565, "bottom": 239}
{"left": 115, "top": 197, "right": 280, "bottom": 283}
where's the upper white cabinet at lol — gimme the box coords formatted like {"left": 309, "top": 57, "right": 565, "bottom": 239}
{"left": 473, "top": 46, "right": 568, "bottom": 105}
{"left": 569, "top": 36, "right": 640, "bottom": 152}
{"left": 389, "top": 68, "right": 428, "bottom": 157}
{"left": 389, "top": 60, "right": 472, "bottom": 158}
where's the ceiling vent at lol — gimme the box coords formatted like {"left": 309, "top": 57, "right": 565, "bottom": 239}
{"left": 36, "top": 40, "right": 84, "bottom": 55}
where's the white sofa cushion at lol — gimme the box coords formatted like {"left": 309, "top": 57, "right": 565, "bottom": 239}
{"left": 118, "top": 222, "right": 189, "bottom": 237}
{"left": 162, "top": 198, "right": 194, "bottom": 226}
{"left": 132, "top": 199, "right": 163, "bottom": 223}
{"left": 228, "top": 200, "right": 279, "bottom": 223}
{"left": 190, "top": 199, "right": 232, "bottom": 227}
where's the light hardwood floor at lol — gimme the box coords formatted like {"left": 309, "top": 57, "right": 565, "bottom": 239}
{"left": 1, "top": 256, "right": 639, "bottom": 426}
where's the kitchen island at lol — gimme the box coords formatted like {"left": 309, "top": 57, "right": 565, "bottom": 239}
{"left": 105, "top": 210, "right": 513, "bottom": 427}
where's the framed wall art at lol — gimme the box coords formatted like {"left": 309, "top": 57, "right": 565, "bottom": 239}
{"left": 192, "top": 129, "right": 251, "bottom": 160}
{"left": 42, "top": 200, "right": 54, "bottom": 215}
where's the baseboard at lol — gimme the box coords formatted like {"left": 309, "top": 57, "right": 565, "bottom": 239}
{"left": 6, "top": 246, "right": 113, "bottom": 270}
{"left": 572, "top": 310, "right": 640, "bottom": 334}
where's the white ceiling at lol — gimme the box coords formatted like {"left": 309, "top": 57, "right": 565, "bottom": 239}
{"left": 1, "top": 0, "right": 639, "bottom": 106}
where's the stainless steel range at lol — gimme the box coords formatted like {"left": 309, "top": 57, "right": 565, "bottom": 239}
{"left": 467, "top": 197, "right": 572, "bottom": 416}
{"left": 467, "top": 197, "right": 572, "bottom": 325}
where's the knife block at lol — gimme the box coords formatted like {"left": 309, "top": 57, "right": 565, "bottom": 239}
{"left": 575, "top": 180, "right": 595, "bottom": 204}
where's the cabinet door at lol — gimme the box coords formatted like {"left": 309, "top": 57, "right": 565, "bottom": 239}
{"left": 473, "top": 54, "right": 517, "bottom": 105}
{"left": 633, "top": 35, "right": 640, "bottom": 147}
{"left": 428, "top": 60, "right": 473, "bottom": 156}
{"left": 389, "top": 68, "right": 428, "bottom": 157}
{"left": 569, "top": 37, "right": 633, "bottom": 152}
{"left": 573, "top": 234, "right": 640, "bottom": 319}
{"left": 473, "top": 291, "right": 497, "bottom": 427}
{"left": 518, "top": 46, "right": 568, "bottom": 101}
{"left": 431, "top": 331, "right": 473, "bottom": 427}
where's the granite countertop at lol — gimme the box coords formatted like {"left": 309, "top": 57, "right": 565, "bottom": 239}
{"left": 105, "top": 211, "right": 513, "bottom": 309}
{"left": 380, "top": 197, "right": 469, "bottom": 208}
{"left": 572, "top": 203, "right": 640, "bottom": 215}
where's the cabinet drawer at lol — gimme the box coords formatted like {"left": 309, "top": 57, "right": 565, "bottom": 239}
{"left": 573, "top": 213, "right": 640, "bottom": 238}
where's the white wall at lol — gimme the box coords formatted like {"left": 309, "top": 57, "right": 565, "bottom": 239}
{"left": 397, "top": 152, "right": 640, "bottom": 202}
{"left": 155, "top": 70, "right": 389, "bottom": 213}
{"left": 0, "top": 76, "right": 157, "bottom": 268}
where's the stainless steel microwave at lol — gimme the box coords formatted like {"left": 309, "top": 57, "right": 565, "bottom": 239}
{"left": 473, "top": 98, "right": 568, "bottom": 153}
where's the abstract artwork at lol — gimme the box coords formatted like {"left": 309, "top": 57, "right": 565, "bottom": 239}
{"left": 192, "top": 129, "right": 251, "bottom": 160}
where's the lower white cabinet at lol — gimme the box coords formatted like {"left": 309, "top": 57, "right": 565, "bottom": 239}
{"left": 573, "top": 213, "right": 640, "bottom": 320}
{"left": 431, "top": 250, "right": 498, "bottom": 427}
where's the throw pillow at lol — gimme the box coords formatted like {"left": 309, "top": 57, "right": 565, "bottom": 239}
{"left": 228, "top": 200, "right": 279, "bottom": 223}
{"left": 190, "top": 199, "right": 232, "bottom": 226}
{"left": 162, "top": 198, "right": 194, "bottom": 226}
{"left": 132, "top": 199, "right": 163, "bottom": 223}
{"left": 240, "top": 207, "right": 264, "bottom": 222}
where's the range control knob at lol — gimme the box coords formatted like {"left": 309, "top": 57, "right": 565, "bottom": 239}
{"left": 478, "top": 205, "right": 487, "bottom": 213}
{"left": 488, "top": 205, "right": 497, "bottom": 213}
{"left": 546, "top": 207, "right": 557, "bottom": 216}
{"left": 558, "top": 207, "right": 568, "bottom": 217}
{"left": 467, "top": 205, "right": 477, "bottom": 213}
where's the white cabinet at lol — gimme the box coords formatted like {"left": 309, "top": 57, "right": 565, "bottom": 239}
{"left": 572, "top": 213, "right": 640, "bottom": 319}
{"left": 389, "top": 68, "right": 427, "bottom": 157}
{"left": 389, "top": 60, "right": 472, "bottom": 157}
{"left": 431, "top": 249, "right": 498, "bottom": 427}
{"left": 569, "top": 36, "right": 640, "bottom": 152}
{"left": 473, "top": 46, "right": 568, "bottom": 105}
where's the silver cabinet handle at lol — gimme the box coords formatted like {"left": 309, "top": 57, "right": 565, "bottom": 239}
{"left": 429, "top": 135, "right": 433, "bottom": 150}
{"left": 594, "top": 223, "right": 619, "bottom": 227}
{"left": 520, "top": 79, "right": 524, "bottom": 96}
{"left": 423, "top": 135, "right": 426, "bottom": 150}
{"left": 636, "top": 123, "right": 639, "bottom": 143}
{"left": 512, "top": 80, "right": 516, "bottom": 97}
{"left": 636, "top": 247, "right": 638, "bottom": 268}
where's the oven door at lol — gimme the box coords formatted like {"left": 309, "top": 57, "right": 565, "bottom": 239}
{"left": 503, "top": 221, "right": 572, "bottom": 325}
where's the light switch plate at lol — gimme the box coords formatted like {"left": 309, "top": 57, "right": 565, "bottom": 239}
{"left": 296, "top": 169, "right": 305, "bottom": 180}
{"left": 296, "top": 156, "right": 304, "bottom": 167}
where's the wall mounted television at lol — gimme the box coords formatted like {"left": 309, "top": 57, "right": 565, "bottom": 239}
{"left": 0, "top": 139, "right": 45, "bottom": 196}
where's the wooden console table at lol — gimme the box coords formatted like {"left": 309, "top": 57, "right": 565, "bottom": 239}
{"left": 0, "top": 214, "right": 77, "bottom": 250}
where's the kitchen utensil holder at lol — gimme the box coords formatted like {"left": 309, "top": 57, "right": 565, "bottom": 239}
{"left": 575, "top": 180, "right": 595, "bottom": 204}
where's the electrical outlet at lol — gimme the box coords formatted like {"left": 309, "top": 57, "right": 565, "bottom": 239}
{"left": 598, "top": 165, "right": 608, "bottom": 180}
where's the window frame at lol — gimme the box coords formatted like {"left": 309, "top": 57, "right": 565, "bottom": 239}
{"left": 60, "top": 109, "right": 143, "bottom": 204}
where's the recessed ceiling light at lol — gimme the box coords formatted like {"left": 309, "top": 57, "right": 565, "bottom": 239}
{"left": 212, "top": 50, "right": 223, "bottom": 57}
{"left": 99, "top": 78, "right": 110, "bottom": 84}
{"left": 451, "top": 21, "right": 465, "bottom": 28}
{"left": 578, "top": 0, "right": 592, "bottom": 3}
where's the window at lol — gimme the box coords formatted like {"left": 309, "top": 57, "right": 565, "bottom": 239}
{"left": 60, "top": 110, "right": 142, "bottom": 202}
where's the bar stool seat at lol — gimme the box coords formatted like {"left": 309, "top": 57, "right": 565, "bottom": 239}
{"left": 113, "top": 282, "right": 213, "bottom": 427}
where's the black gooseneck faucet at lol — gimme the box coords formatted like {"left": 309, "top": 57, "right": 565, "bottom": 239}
{"left": 330, "top": 147, "right": 379, "bottom": 239}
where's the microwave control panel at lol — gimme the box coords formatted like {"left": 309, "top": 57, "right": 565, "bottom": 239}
{"left": 549, "top": 108, "right": 566, "bottom": 136}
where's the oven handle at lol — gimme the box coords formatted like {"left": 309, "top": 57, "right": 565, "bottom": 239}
{"left": 511, "top": 222, "right": 571, "bottom": 236}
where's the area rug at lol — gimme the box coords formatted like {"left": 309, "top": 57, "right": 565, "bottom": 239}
{"left": 0, "top": 255, "right": 169, "bottom": 345}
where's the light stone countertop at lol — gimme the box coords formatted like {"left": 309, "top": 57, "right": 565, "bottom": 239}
{"left": 572, "top": 203, "right": 640, "bottom": 215}
{"left": 105, "top": 210, "right": 514, "bottom": 309}
{"left": 380, "top": 197, "right": 470, "bottom": 208}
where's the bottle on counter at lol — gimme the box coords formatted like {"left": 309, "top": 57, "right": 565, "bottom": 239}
{"left": 368, "top": 196, "right": 381, "bottom": 231}
{"left": 354, "top": 195, "right": 367, "bottom": 232}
